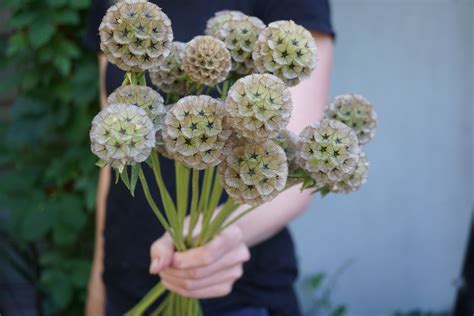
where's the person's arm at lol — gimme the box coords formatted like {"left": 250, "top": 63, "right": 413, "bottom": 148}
{"left": 150, "top": 32, "right": 334, "bottom": 298}
{"left": 85, "top": 53, "right": 109, "bottom": 316}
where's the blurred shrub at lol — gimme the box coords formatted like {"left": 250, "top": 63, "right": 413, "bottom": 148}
{"left": 0, "top": 0, "right": 99, "bottom": 314}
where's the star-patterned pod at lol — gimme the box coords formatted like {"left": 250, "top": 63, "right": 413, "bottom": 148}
{"left": 296, "top": 119, "right": 360, "bottom": 189}
{"left": 252, "top": 20, "right": 317, "bottom": 86}
{"left": 182, "top": 36, "right": 231, "bottom": 86}
{"left": 205, "top": 10, "right": 246, "bottom": 38}
{"left": 98, "top": 0, "right": 173, "bottom": 72}
{"left": 150, "top": 42, "right": 188, "bottom": 95}
{"left": 325, "top": 94, "right": 377, "bottom": 145}
{"left": 225, "top": 74, "right": 292, "bottom": 141}
{"left": 219, "top": 139, "right": 288, "bottom": 206}
{"left": 90, "top": 103, "right": 155, "bottom": 173}
{"left": 107, "top": 85, "right": 166, "bottom": 131}
{"left": 332, "top": 152, "right": 369, "bottom": 194}
{"left": 161, "top": 95, "right": 231, "bottom": 169}
{"left": 213, "top": 14, "right": 266, "bottom": 75}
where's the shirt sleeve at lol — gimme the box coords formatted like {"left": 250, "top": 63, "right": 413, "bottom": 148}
{"left": 83, "top": 0, "right": 109, "bottom": 51}
{"left": 257, "top": 0, "right": 335, "bottom": 38}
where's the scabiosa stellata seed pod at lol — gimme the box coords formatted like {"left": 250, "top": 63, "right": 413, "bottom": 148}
{"left": 205, "top": 10, "right": 246, "bottom": 38}
{"left": 225, "top": 74, "right": 292, "bottom": 141}
{"left": 274, "top": 130, "right": 299, "bottom": 173}
{"left": 107, "top": 85, "right": 166, "bottom": 131}
{"left": 150, "top": 42, "right": 188, "bottom": 95}
{"left": 182, "top": 36, "right": 231, "bottom": 86}
{"left": 219, "top": 139, "right": 288, "bottom": 206}
{"left": 332, "top": 152, "right": 369, "bottom": 194}
{"left": 98, "top": 0, "right": 173, "bottom": 72}
{"left": 253, "top": 20, "right": 317, "bottom": 86}
{"left": 296, "top": 119, "right": 360, "bottom": 189}
{"left": 162, "top": 95, "right": 231, "bottom": 169}
{"left": 217, "top": 16, "right": 266, "bottom": 74}
{"left": 90, "top": 104, "right": 155, "bottom": 173}
{"left": 326, "top": 94, "right": 377, "bottom": 145}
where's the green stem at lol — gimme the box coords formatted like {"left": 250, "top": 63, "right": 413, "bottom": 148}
{"left": 200, "top": 199, "right": 241, "bottom": 245}
{"left": 150, "top": 151, "right": 185, "bottom": 251}
{"left": 207, "top": 169, "right": 223, "bottom": 214}
{"left": 219, "top": 205, "right": 258, "bottom": 233}
{"left": 175, "top": 162, "right": 189, "bottom": 245}
{"left": 124, "top": 282, "right": 167, "bottom": 316}
{"left": 137, "top": 166, "right": 171, "bottom": 232}
{"left": 186, "top": 168, "right": 200, "bottom": 243}
{"left": 195, "top": 167, "right": 215, "bottom": 245}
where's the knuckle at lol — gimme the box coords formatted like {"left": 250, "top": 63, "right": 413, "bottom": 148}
{"left": 239, "top": 246, "right": 251, "bottom": 262}
{"left": 181, "top": 279, "right": 194, "bottom": 291}
{"left": 189, "top": 268, "right": 201, "bottom": 279}
{"left": 201, "top": 248, "right": 215, "bottom": 265}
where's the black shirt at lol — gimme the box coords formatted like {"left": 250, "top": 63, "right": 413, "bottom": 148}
{"left": 85, "top": 1, "right": 334, "bottom": 315}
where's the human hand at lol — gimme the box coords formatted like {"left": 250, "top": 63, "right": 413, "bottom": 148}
{"left": 149, "top": 225, "right": 250, "bottom": 298}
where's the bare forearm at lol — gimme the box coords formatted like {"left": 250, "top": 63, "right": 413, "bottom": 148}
{"left": 233, "top": 32, "right": 334, "bottom": 247}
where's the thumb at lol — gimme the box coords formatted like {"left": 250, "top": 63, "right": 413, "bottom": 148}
{"left": 149, "top": 233, "right": 174, "bottom": 275}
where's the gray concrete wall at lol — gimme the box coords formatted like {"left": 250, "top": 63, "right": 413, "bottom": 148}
{"left": 291, "top": 0, "right": 473, "bottom": 314}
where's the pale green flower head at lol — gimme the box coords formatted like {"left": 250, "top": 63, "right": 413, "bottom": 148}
{"left": 150, "top": 42, "right": 188, "bottom": 95}
{"left": 205, "top": 10, "right": 246, "bottom": 38}
{"left": 182, "top": 36, "right": 231, "bottom": 86}
{"left": 253, "top": 20, "right": 317, "bottom": 86}
{"left": 218, "top": 15, "right": 266, "bottom": 74}
{"left": 162, "top": 95, "right": 231, "bottom": 169}
{"left": 225, "top": 74, "right": 292, "bottom": 141}
{"left": 107, "top": 85, "right": 166, "bottom": 131}
{"left": 332, "top": 152, "right": 369, "bottom": 194}
{"left": 274, "top": 130, "right": 299, "bottom": 173}
{"left": 326, "top": 94, "right": 377, "bottom": 145}
{"left": 297, "top": 119, "right": 360, "bottom": 189}
{"left": 99, "top": 0, "right": 173, "bottom": 72}
{"left": 90, "top": 103, "right": 155, "bottom": 173}
{"left": 219, "top": 139, "right": 288, "bottom": 206}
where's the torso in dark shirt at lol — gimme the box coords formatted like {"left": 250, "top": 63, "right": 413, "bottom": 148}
{"left": 84, "top": 1, "right": 334, "bottom": 315}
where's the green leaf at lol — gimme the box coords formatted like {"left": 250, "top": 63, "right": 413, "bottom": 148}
{"left": 6, "top": 31, "right": 28, "bottom": 56}
{"left": 41, "top": 269, "right": 73, "bottom": 309}
{"left": 331, "top": 305, "right": 347, "bottom": 316}
{"left": 53, "top": 56, "right": 71, "bottom": 76}
{"left": 8, "top": 11, "right": 37, "bottom": 29}
{"left": 54, "top": 9, "right": 79, "bottom": 25}
{"left": 309, "top": 272, "right": 325, "bottom": 289}
{"left": 130, "top": 164, "right": 139, "bottom": 196}
{"left": 120, "top": 167, "right": 131, "bottom": 190}
{"left": 29, "top": 19, "right": 55, "bottom": 48}
{"left": 47, "top": 0, "right": 68, "bottom": 7}
{"left": 69, "top": 0, "right": 90, "bottom": 9}
{"left": 20, "top": 206, "right": 56, "bottom": 241}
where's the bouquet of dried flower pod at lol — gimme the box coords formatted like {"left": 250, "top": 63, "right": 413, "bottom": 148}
{"left": 90, "top": 1, "right": 378, "bottom": 315}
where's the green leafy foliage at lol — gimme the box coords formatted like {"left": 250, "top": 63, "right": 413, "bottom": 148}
{"left": 0, "top": 0, "right": 99, "bottom": 314}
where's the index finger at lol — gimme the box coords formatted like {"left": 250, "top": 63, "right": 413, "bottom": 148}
{"left": 171, "top": 225, "right": 243, "bottom": 269}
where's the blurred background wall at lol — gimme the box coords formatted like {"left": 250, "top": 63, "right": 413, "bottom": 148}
{"left": 292, "top": 0, "right": 473, "bottom": 315}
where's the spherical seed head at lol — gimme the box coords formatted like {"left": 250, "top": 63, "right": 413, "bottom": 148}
{"left": 90, "top": 103, "right": 155, "bottom": 173}
{"left": 332, "top": 152, "right": 369, "bottom": 194}
{"left": 274, "top": 130, "right": 299, "bottom": 172}
{"left": 162, "top": 95, "right": 231, "bottom": 169}
{"left": 326, "top": 94, "right": 377, "bottom": 145}
{"left": 107, "top": 85, "right": 166, "bottom": 131}
{"left": 205, "top": 10, "right": 246, "bottom": 38}
{"left": 217, "top": 15, "right": 266, "bottom": 74}
{"left": 225, "top": 74, "right": 292, "bottom": 141}
{"left": 98, "top": 0, "right": 173, "bottom": 72}
{"left": 150, "top": 42, "right": 188, "bottom": 95}
{"left": 296, "top": 119, "right": 360, "bottom": 189}
{"left": 219, "top": 139, "right": 288, "bottom": 206}
{"left": 182, "top": 36, "right": 231, "bottom": 86}
{"left": 252, "top": 20, "right": 317, "bottom": 86}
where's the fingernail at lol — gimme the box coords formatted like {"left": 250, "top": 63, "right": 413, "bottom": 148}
{"left": 150, "top": 258, "right": 160, "bottom": 274}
